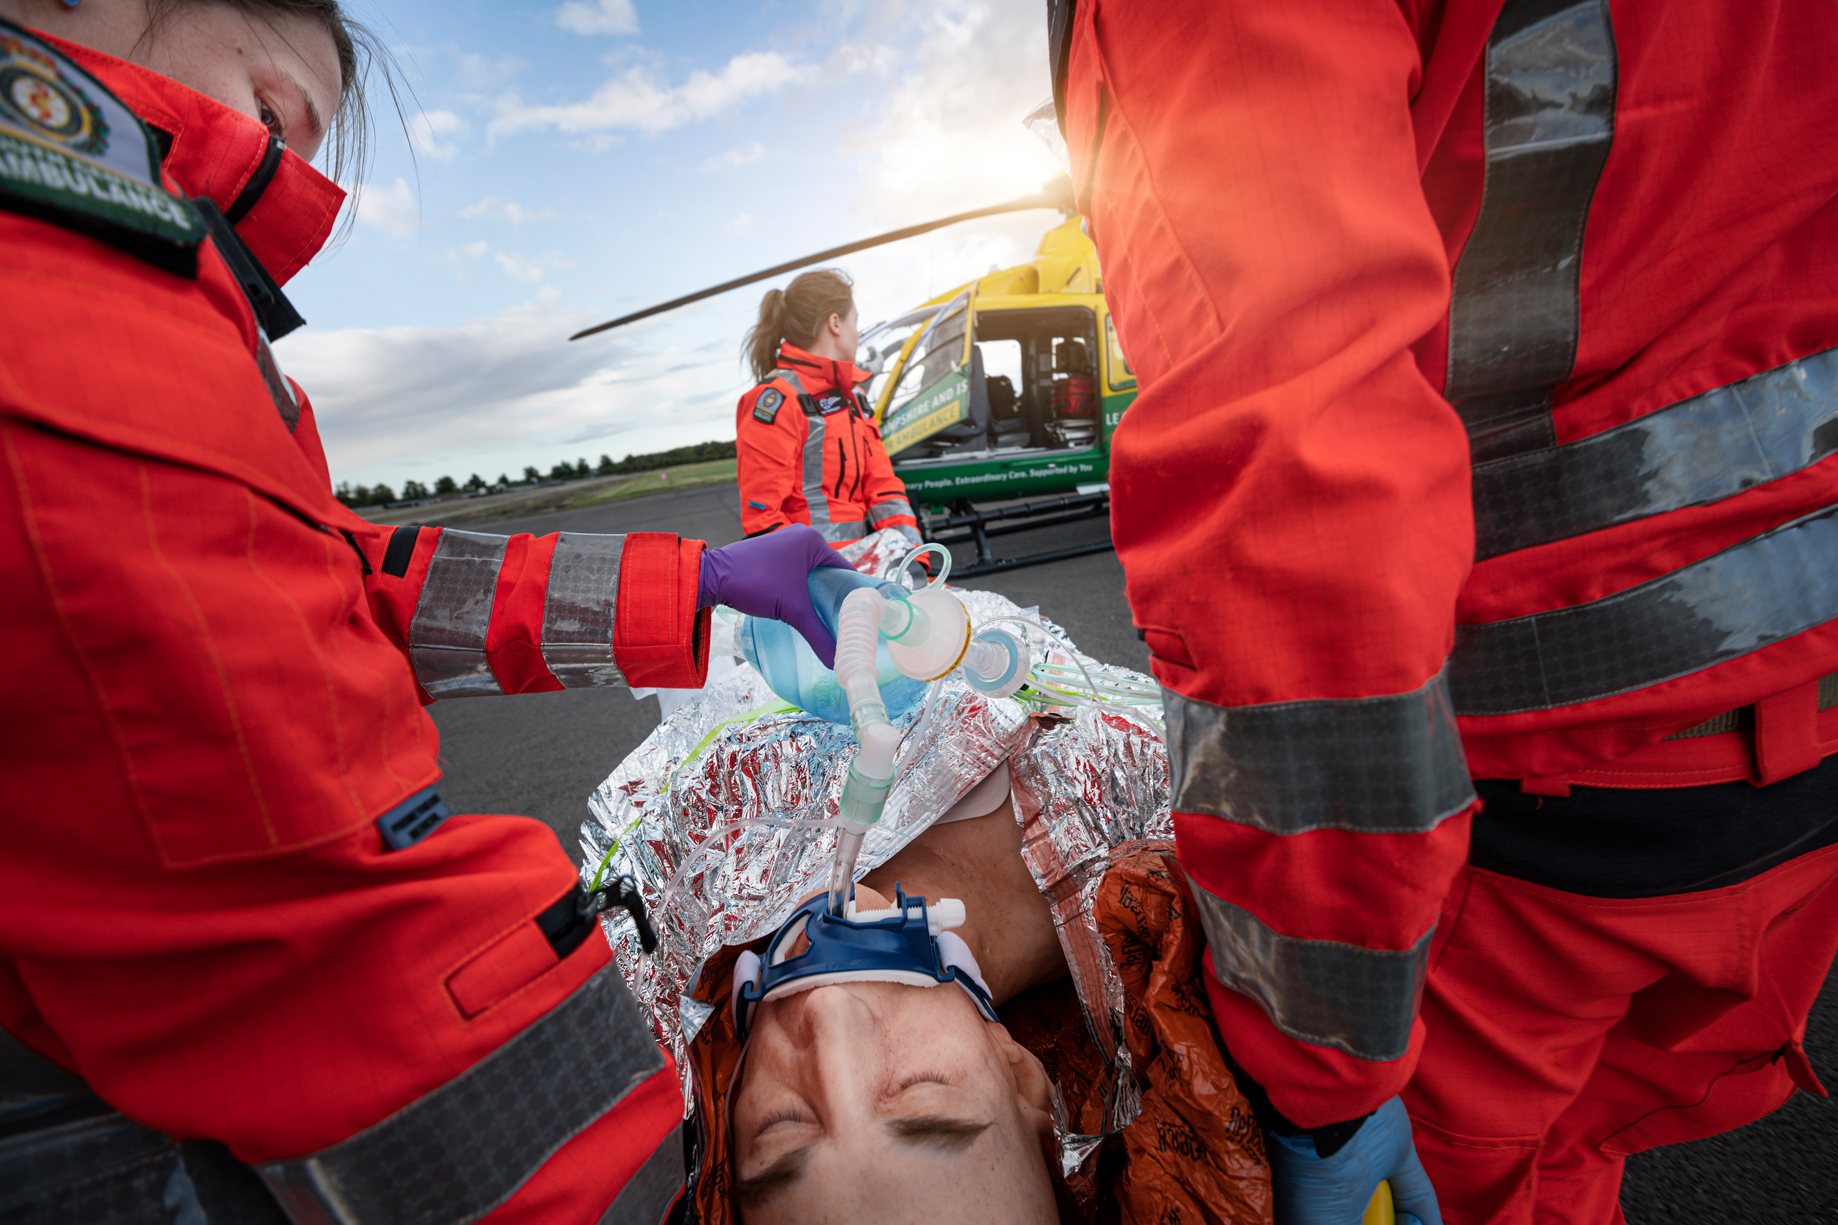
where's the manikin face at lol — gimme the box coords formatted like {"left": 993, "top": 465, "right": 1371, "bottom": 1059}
{"left": 730, "top": 889, "right": 1059, "bottom": 1223}
{"left": 141, "top": 2, "right": 341, "bottom": 161}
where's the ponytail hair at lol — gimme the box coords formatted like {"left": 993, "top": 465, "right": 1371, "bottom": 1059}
{"left": 744, "top": 268, "right": 856, "bottom": 382}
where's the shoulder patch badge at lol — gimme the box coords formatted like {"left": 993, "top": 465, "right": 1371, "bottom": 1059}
{"left": 753, "top": 386, "right": 784, "bottom": 422}
{"left": 0, "top": 21, "right": 201, "bottom": 274}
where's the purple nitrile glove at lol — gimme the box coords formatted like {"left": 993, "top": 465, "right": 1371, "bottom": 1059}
{"left": 698, "top": 524, "right": 854, "bottom": 667}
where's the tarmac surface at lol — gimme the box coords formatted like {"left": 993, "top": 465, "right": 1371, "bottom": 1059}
{"left": 427, "top": 481, "right": 1836, "bottom": 1223}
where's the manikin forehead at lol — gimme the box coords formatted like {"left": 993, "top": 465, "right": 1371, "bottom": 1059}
{"left": 730, "top": 985, "right": 1056, "bottom": 1223}
{"left": 731, "top": 983, "right": 1009, "bottom": 1149}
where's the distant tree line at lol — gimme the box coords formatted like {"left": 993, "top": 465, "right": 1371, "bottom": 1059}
{"left": 333, "top": 439, "right": 738, "bottom": 508}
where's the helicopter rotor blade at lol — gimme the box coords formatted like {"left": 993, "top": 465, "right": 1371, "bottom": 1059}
{"left": 568, "top": 176, "right": 1075, "bottom": 342}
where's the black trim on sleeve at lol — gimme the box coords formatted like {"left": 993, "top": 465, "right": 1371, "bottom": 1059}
{"left": 381, "top": 525, "right": 422, "bottom": 577}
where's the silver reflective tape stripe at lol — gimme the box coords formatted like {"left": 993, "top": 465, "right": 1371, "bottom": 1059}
{"left": 1452, "top": 505, "right": 1838, "bottom": 715}
{"left": 801, "top": 412, "right": 832, "bottom": 533}
{"left": 768, "top": 368, "right": 809, "bottom": 397}
{"left": 541, "top": 533, "right": 626, "bottom": 689}
{"left": 1445, "top": 0, "right": 1617, "bottom": 462}
{"left": 867, "top": 497, "right": 915, "bottom": 525}
{"left": 1165, "top": 668, "right": 1473, "bottom": 835}
{"left": 1185, "top": 876, "right": 1430, "bottom": 1063}
{"left": 1474, "top": 346, "right": 1838, "bottom": 559}
{"left": 595, "top": 1127, "right": 682, "bottom": 1225}
{"left": 408, "top": 529, "right": 506, "bottom": 698}
{"left": 822, "top": 520, "right": 868, "bottom": 543}
{"left": 259, "top": 963, "right": 665, "bottom": 1225}
{"left": 0, "top": 1111, "right": 190, "bottom": 1222}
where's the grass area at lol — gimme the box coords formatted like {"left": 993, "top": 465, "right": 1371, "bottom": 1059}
{"left": 560, "top": 458, "right": 737, "bottom": 508}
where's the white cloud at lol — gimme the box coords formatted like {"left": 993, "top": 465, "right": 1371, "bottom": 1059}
{"left": 826, "top": 1, "right": 1063, "bottom": 328}
{"left": 723, "top": 213, "right": 755, "bottom": 236}
{"left": 460, "top": 197, "right": 557, "bottom": 226}
{"left": 273, "top": 300, "right": 737, "bottom": 489}
{"left": 490, "top": 52, "right": 811, "bottom": 139}
{"left": 455, "top": 52, "right": 525, "bottom": 90}
{"left": 702, "top": 140, "right": 766, "bottom": 172}
{"left": 555, "top": 0, "right": 639, "bottom": 36}
{"left": 829, "top": 42, "right": 896, "bottom": 77}
{"left": 495, "top": 250, "right": 576, "bottom": 282}
{"left": 410, "top": 109, "right": 468, "bottom": 161}
{"left": 355, "top": 177, "right": 418, "bottom": 239}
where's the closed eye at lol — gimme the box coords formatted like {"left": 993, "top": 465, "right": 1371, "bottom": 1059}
{"left": 895, "top": 1072, "right": 954, "bottom": 1092}
{"left": 753, "top": 1107, "right": 811, "bottom": 1139}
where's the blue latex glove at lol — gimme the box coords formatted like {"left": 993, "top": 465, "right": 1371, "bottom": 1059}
{"left": 1267, "top": 1097, "right": 1443, "bottom": 1225}
{"left": 698, "top": 525, "right": 853, "bottom": 667}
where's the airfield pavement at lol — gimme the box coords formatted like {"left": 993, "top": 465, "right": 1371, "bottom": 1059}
{"left": 427, "top": 480, "right": 1837, "bottom": 1223}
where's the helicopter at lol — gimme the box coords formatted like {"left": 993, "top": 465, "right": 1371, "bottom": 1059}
{"left": 569, "top": 174, "right": 1137, "bottom": 577}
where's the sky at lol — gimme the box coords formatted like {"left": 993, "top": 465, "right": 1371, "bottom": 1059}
{"left": 271, "top": 0, "right": 1065, "bottom": 493}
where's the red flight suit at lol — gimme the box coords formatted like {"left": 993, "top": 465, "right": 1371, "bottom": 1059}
{"left": 0, "top": 25, "right": 703, "bottom": 1223}
{"left": 1056, "top": 0, "right": 1838, "bottom": 1218}
{"left": 735, "top": 342, "right": 920, "bottom": 544}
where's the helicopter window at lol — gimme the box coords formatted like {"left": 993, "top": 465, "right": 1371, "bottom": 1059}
{"left": 884, "top": 292, "right": 971, "bottom": 418}
{"left": 1105, "top": 315, "right": 1136, "bottom": 390}
{"left": 857, "top": 307, "right": 938, "bottom": 401}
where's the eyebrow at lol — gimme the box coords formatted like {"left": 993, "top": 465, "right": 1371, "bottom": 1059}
{"left": 733, "top": 1143, "right": 813, "bottom": 1208}
{"left": 886, "top": 1115, "right": 992, "bottom": 1152}
{"left": 282, "top": 72, "right": 325, "bottom": 141}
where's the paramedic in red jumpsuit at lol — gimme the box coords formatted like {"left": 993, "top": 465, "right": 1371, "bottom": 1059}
{"left": 1053, "top": 0, "right": 1838, "bottom": 1221}
{"left": 0, "top": 4, "right": 847, "bottom": 1220}
{"left": 735, "top": 270, "right": 922, "bottom": 546}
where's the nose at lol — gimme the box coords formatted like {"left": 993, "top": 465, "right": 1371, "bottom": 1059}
{"left": 791, "top": 983, "right": 881, "bottom": 1049}
{"left": 783, "top": 985, "right": 888, "bottom": 1123}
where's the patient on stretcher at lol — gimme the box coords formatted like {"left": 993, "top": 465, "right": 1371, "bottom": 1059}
{"left": 728, "top": 785, "right": 1068, "bottom": 1222}
{"left": 581, "top": 586, "right": 1270, "bottom": 1221}
{"left": 693, "top": 778, "right": 1273, "bottom": 1224}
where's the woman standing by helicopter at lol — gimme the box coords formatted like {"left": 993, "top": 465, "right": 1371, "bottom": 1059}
{"left": 736, "top": 269, "right": 923, "bottom": 547}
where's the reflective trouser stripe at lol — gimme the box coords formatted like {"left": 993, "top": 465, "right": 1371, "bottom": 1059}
{"left": 1474, "top": 345, "right": 1838, "bottom": 560}
{"left": 407, "top": 529, "right": 506, "bottom": 698}
{"left": 1452, "top": 505, "right": 1838, "bottom": 716}
{"left": 541, "top": 533, "right": 626, "bottom": 688}
{"left": 258, "top": 963, "right": 665, "bottom": 1225}
{"left": 0, "top": 1027, "right": 290, "bottom": 1223}
{"left": 595, "top": 1127, "right": 683, "bottom": 1225}
{"left": 1164, "top": 668, "right": 1473, "bottom": 835}
{"left": 1185, "top": 876, "right": 1432, "bottom": 1063}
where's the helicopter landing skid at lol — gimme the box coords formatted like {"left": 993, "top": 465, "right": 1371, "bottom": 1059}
{"left": 923, "top": 492, "right": 1114, "bottom": 579}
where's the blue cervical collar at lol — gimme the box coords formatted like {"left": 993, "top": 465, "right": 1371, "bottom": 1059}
{"left": 734, "top": 885, "right": 998, "bottom": 1041}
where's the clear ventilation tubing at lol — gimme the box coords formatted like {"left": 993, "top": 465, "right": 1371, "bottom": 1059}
{"left": 881, "top": 542, "right": 953, "bottom": 590}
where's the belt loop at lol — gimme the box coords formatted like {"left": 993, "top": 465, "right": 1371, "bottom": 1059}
{"left": 1520, "top": 774, "right": 1572, "bottom": 797}
{"left": 1753, "top": 680, "right": 1822, "bottom": 786}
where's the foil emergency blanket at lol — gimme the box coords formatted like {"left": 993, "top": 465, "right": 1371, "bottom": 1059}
{"left": 834, "top": 525, "right": 918, "bottom": 578}
{"left": 1011, "top": 702, "right": 1173, "bottom": 1152}
{"left": 579, "top": 589, "right": 1043, "bottom": 1059}
{"left": 579, "top": 586, "right": 1172, "bottom": 1145}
